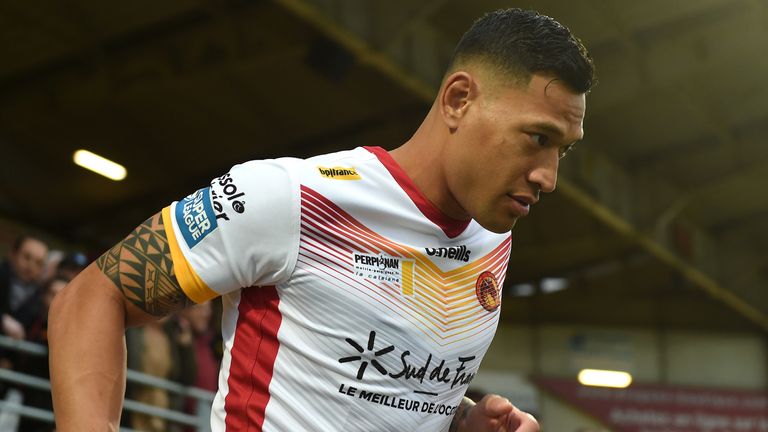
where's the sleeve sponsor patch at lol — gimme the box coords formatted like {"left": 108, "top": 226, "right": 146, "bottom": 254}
{"left": 317, "top": 166, "right": 361, "bottom": 180}
{"left": 175, "top": 187, "right": 218, "bottom": 249}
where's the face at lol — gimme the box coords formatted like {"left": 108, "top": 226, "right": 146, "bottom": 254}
{"left": 442, "top": 72, "right": 586, "bottom": 232}
{"left": 10, "top": 238, "right": 49, "bottom": 283}
{"left": 181, "top": 301, "right": 213, "bottom": 334}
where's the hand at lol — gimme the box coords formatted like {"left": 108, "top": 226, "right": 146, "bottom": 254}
{"left": 2, "top": 314, "right": 25, "bottom": 340}
{"left": 462, "top": 395, "right": 539, "bottom": 432}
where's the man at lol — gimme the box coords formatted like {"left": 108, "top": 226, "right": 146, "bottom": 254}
{"left": 1, "top": 234, "right": 49, "bottom": 341}
{"left": 50, "top": 8, "right": 594, "bottom": 431}
{"left": 17, "top": 274, "right": 69, "bottom": 432}
{"left": 0, "top": 234, "right": 48, "bottom": 431}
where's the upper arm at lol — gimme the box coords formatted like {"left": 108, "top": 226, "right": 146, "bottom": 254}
{"left": 47, "top": 224, "right": 177, "bottom": 429}
{"left": 96, "top": 211, "right": 192, "bottom": 324}
{"left": 94, "top": 159, "right": 298, "bottom": 324}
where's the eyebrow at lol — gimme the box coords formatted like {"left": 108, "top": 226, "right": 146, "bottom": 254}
{"left": 530, "top": 122, "right": 564, "bottom": 137}
{"left": 530, "top": 121, "right": 582, "bottom": 144}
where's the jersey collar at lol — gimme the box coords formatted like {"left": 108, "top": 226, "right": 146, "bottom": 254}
{"left": 365, "top": 146, "right": 471, "bottom": 239}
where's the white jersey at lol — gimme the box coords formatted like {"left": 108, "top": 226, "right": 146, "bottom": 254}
{"left": 162, "top": 146, "right": 512, "bottom": 431}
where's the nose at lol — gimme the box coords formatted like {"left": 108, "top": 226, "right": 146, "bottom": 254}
{"left": 527, "top": 152, "right": 559, "bottom": 194}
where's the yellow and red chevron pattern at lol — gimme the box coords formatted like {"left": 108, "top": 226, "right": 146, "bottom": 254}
{"left": 299, "top": 185, "right": 510, "bottom": 347}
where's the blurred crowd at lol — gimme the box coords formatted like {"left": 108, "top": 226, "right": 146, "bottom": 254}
{"left": 0, "top": 234, "right": 222, "bottom": 432}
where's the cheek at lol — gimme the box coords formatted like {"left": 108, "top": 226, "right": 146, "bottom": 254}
{"left": 446, "top": 123, "right": 505, "bottom": 201}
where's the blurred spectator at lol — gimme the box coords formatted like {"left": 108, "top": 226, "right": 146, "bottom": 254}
{"left": 126, "top": 315, "right": 196, "bottom": 431}
{"left": 125, "top": 301, "right": 220, "bottom": 431}
{"left": 55, "top": 252, "right": 87, "bottom": 280}
{"left": 41, "top": 251, "right": 86, "bottom": 288}
{"left": 177, "top": 301, "right": 220, "bottom": 426}
{"left": 17, "top": 275, "right": 69, "bottom": 432}
{"left": 126, "top": 321, "right": 175, "bottom": 432}
{"left": 39, "top": 250, "right": 64, "bottom": 286}
{"left": 180, "top": 301, "right": 219, "bottom": 393}
{"left": 0, "top": 236, "right": 83, "bottom": 430}
{"left": 1, "top": 235, "right": 49, "bottom": 343}
{"left": 0, "top": 234, "right": 48, "bottom": 432}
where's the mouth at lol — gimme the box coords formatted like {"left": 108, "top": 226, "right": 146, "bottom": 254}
{"left": 512, "top": 196, "right": 531, "bottom": 208}
{"left": 506, "top": 194, "right": 533, "bottom": 216}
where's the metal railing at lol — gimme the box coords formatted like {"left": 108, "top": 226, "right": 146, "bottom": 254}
{"left": 0, "top": 334, "right": 215, "bottom": 431}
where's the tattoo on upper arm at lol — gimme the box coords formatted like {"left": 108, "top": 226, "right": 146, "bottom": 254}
{"left": 96, "top": 212, "right": 192, "bottom": 316}
{"left": 449, "top": 397, "right": 473, "bottom": 432}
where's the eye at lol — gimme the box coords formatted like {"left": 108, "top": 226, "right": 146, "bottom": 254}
{"left": 530, "top": 133, "right": 549, "bottom": 146}
{"left": 559, "top": 143, "right": 575, "bottom": 159}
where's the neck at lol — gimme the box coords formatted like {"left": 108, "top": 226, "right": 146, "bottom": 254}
{"left": 389, "top": 105, "right": 469, "bottom": 220}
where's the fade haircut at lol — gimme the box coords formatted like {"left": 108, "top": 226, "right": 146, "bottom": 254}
{"left": 448, "top": 8, "right": 595, "bottom": 93}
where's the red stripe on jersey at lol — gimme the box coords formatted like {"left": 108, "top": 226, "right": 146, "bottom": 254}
{"left": 364, "top": 146, "right": 471, "bottom": 238}
{"left": 224, "top": 286, "right": 282, "bottom": 431}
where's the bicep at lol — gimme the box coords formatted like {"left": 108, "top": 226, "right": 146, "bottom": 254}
{"left": 95, "top": 211, "right": 193, "bottom": 324}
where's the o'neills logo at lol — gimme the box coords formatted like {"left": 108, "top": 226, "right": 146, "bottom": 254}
{"left": 318, "top": 166, "right": 361, "bottom": 180}
{"left": 425, "top": 246, "right": 471, "bottom": 262}
{"left": 475, "top": 271, "right": 500, "bottom": 312}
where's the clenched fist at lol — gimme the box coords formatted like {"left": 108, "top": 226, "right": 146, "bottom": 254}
{"left": 452, "top": 395, "right": 539, "bottom": 432}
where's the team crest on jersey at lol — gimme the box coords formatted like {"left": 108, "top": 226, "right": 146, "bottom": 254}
{"left": 475, "top": 271, "right": 500, "bottom": 312}
{"left": 317, "top": 166, "right": 361, "bottom": 180}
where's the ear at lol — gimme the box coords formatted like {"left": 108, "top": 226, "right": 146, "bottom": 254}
{"left": 439, "top": 71, "right": 474, "bottom": 131}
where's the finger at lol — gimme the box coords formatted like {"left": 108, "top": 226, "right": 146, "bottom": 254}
{"left": 503, "top": 411, "right": 521, "bottom": 430}
{"left": 507, "top": 410, "right": 539, "bottom": 432}
{"left": 481, "top": 395, "right": 515, "bottom": 417}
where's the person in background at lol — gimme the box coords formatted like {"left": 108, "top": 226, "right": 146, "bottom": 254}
{"left": 126, "top": 313, "right": 196, "bottom": 432}
{"left": 39, "top": 250, "right": 65, "bottom": 287}
{"left": 1, "top": 235, "right": 49, "bottom": 344}
{"left": 0, "top": 233, "right": 49, "bottom": 428}
{"left": 177, "top": 301, "right": 220, "bottom": 426}
{"left": 14, "top": 252, "right": 87, "bottom": 338}
{"left": 17, "top": 275, "right": 70, "bottom": 432}
{"left": 55, "top": 253, "right": 88, "bottom": 281}
{"left": 126, "top": 302, "right": 220, "bottom": 431}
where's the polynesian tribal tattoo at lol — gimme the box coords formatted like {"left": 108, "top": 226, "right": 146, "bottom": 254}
{"left": 96, "top": 212, "right": 191, "bottom": 316}
{"left": 449, "top": 397, "right": 474, "bottom": 432}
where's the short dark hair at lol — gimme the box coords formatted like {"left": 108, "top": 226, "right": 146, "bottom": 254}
{"left": 448, "top": 8, "right": 595, "bottom": 93}
{"left": 11, "top": 234, "right": 48, "bottom": 253}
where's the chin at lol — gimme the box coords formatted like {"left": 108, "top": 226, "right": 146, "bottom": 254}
{"left": 477, "top": 217, "right": 517, "bottom": 234}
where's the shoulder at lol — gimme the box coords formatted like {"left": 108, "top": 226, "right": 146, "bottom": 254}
{"left": 222, "top": 147, "right": 374, "bottom": 185}
{"left": 300, "top": 147, "right": 377, "bottom": 180}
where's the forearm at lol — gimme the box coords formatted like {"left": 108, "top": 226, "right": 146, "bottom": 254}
{"left": 449, "top": 396, "right": 475, "bottom": 432}
{"left": 48, "top": 265, "right": 129, "bottom": 431}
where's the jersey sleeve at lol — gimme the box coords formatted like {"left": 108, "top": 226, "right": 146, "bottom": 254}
{"left": 160, "top": 159, "right": 300, "bottom": 303}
